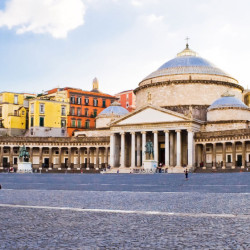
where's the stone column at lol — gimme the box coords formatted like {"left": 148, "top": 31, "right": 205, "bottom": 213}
{"left": 131, "top": 132, "right": 136, "bottom": 168}
{"left": 170, "top": 132, "right": 174, "bottom": 166}
{"left": 58, "top": 147, "right": 62, "bottom": 169}
{"left": 187, "top": 130, "right": 194, "bottom": 168}
{"left": 231, "top": 142, "right": 236, "bottom": 169}
{"left": 39, "top": 147, "right": 43, "bottom": 169}
{"left": 176, "top": 130, "right": 181, "bottom": 167}
{"left": 164, "top": 130, "right": 170, "bottom": 167}
{"left": 212, "top": 143, "right": 216, "bottom": 169}
{"left": 49, "top": 147, "right": 53, "bottom": 169}
{"left": 9, "top": 146, "right": 13, "bottom": 168}
{"left": 78, "top": 147, "right": 81, "bottom": 169}
{"left": 142, "top": 131, "right": 146, "bottom": 163}
{"left": 105, "top": 147, "right": 109, "bottom": 168}
{"left": 96, "top": 147, "right": 99, "bottom": 170}
{"left": 153, "top": 131, "right": 158, "bottom": 162}
{"left": 110, "top": 133, "right": 115, "bottom": 167}
{"left": 137, "top": 133, "right": 141, "bottom": 167}
{"left": 87, "top": 147, "right": 90, "bottom": 170}
{"left": 68, "top": 147, "right": 72, "bottom": 169}
{"left": 120, "top": 132, "right": 125, "bottom": 167}
{"left": 0, "top": 147, "right": 2, "bottom": 169}
{"left": 29, "top": 147, "right": 33, "bottom": 164}
{"left": 242, "top": 141, "right": 246, "bottom": 168}
{"left": 202, "top": 144, "right": 206, "bottom": 168}
{"left": 222, "top": 143, "right": 226, "bottom": 169}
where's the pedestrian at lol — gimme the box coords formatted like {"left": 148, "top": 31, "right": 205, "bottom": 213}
{"left": 0, "top": 184, "right": 1, "bottom": 189}
{"left": 184, "top": 169, "right": 188, "bottom": 180}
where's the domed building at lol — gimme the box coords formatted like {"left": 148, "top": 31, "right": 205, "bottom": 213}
{"left": 75, "top": 44, "right": 250, "bottom": 173}
{"left": 135, "top": 44, "right": 243, "bottom": 121}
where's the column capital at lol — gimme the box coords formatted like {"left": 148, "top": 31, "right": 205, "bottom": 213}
{"left": 141, "top": 131, "right": 146, "bottom": 134}
{"left": 152, "top": 130, "right": 158, "bottom": 134}
{"left": 175, "top": 129, "right": 181, "bottom": 133}
{"left": 130, "top": 131, "right": 135, "bottom": 135}
{"left": 164, "top": 130, "right": 169, "bottom": 133}
{"left": 187, "top": 129, "right": 194, "bottom": 133}
{"left": 120, "top": 132, "right": 125, "bottom": 135}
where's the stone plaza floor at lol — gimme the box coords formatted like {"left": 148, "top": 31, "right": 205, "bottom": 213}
{"left": 0, "top": 173, "right": 249, "bottom": 249}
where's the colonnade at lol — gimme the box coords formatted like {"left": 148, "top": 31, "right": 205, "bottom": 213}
{"left": 195, "top": 140, "right": 250, "bottom": 169}
{"left": 110, "top": 129, "right": 195, "bottom": 169}
{"left": 0, "top": 145, "right": 109, "bottom": 170}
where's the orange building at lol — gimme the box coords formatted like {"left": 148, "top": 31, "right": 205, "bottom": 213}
{"left": 115, "top": 89, "right": 136, "bottom": 112}
{"left": 46, "top": 78, "right": 116, "bottom": 136}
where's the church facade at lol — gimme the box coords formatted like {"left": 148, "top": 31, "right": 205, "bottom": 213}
{"left": 78, "top": 44, "right": 250, "bottom": 173}
{"left": 1, "top": 44, "right": 250, "bottom": 173}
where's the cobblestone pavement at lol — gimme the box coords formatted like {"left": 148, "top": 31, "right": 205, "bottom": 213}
{"left": 0, "top": 173, "right": 249, "bottom": 249}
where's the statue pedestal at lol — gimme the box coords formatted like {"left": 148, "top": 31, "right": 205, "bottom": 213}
{"left": 17, "top": 162, "right": 32, "bottom": 173}
{"left": 143, "top": 160, "right": 157, "bottom": 173}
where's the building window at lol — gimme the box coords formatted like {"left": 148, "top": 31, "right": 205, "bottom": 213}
{"left": 39, "top": 116, "right": 44, "bottom": 127}
{"left": 126, "top": 102, "right": 129, "bottom": 108}
{"left": 102, "top": 99, "right": 106, "bottom": 107}
{"left": 31, "top": 117, "right": 34, "bottom": 127}
{"left": 85, "top": 98, "right": 89, "bottom": 105}
{"left": 93, "top": 109, "right": 97, "bottom": 117}
{"left": 93, "top": 99, "right": 98, "bottom": 107}
{"left": 61, "top": 106, "right": 66, "bottom": 116}
{"left": 77, "top": 108, "right": 81, "bottom": 116}
{"left": 61, "top": 119, "right": 66, "bottom": 128}
{"left": 70, "top": 96, "right": 75, "bottom": 104}
{"left": 77, "top": 97, "right": 81, "bottom": 104}
{"left": 0, "top": 106, "right": 2, "bottom": 116}
{"left": 14, "top": 95, "right": 18, "bottom": 104}
{"left": 40, "top": 104, "right": 45, "bottom": 114}
{"left": 77, "top": 120, "right": 81, "bottom": 128}
{"left": 14, "top": 110, "right": 18, "bottom": 116}
{"left": 85, "top": 108, "right": 89, "bottom": 117}
{"left": 126, "top": 94, "right": 129, "bottom": 100}
{"left": 30, "top": 104, "right": 34, "bottom": 114}
{"left": 71, "top": 119, "right": 76, "bottom": 127}
{"left": 71, "top": 107, "right": 75, "bottom": 115}
{"left": 85, "top": 120, "right": 90, "bottom": 129}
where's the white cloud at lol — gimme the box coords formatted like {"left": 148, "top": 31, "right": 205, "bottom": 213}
{"left": 0, "top": 0, "right": 85, "bottom": 38}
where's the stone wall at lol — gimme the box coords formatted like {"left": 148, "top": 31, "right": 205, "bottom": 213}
{"left": 207, "top": 109, "right": 250, "bottom": 121}
{"left": 164, "top": 105, "right": 209, "bottom": 121}
{"left": 135, "top": 82, "right": 243, "bottom": 109}
{"left": 205, "top": 121, "right": 248, "bottom": 132}
{"left": 74, "top": 129, "right": 111, "bottom": 138}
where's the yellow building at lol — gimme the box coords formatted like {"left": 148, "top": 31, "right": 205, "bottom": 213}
{"left": 0, "top": 92, "right": 35, "bottom": 136}
{"left": 28, "top": 94, "right": 70, "bottom": 137}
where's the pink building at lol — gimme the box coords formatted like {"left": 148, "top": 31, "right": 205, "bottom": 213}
{"left": 115, "top": 90, "right": 136, "bottom": 112}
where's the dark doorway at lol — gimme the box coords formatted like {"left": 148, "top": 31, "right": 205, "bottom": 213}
{"left": 44, "top": 158, "right": 49, "bottom": 168}
{"left": 3, "top": 157, "right": 9, "bottom": 168}
{"left": 84, "top": 158, "right": 87, "bottom": 168}
{"left": 237, "top": 155, "right": 242, "bottom": 167}
{"left": 65, "top": 158, "right": 68, "bottom": 168}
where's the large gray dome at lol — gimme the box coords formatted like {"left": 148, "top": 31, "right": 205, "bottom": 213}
{"left": 143, "top": 45, "right": 234, "bottom": 81}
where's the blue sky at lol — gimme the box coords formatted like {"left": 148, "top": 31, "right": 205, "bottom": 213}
{"left": 0, "top": 0, "right": 250, "bottom": 95}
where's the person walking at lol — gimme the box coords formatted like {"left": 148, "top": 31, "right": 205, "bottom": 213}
{"left": 184, "top": 169, "right": 188, "bottom": 180}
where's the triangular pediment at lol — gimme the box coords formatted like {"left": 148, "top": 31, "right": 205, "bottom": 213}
{"left": 113, "top": 105, "right": 190, "bottom": 126}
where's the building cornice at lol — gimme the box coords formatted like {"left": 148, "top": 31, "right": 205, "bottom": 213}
{"left": 134, "top": 80, "right": 244, "bottom": 94}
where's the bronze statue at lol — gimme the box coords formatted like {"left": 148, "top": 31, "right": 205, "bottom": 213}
{"left": 19, "top": 145, "right": 30, "bottom": 162}
{"left": 145, "top": 140, "right": 154, "bottom": 159}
